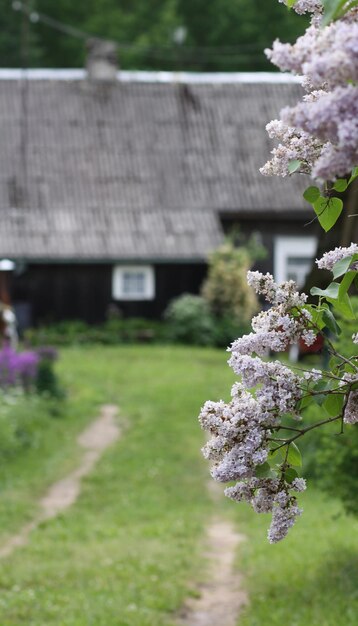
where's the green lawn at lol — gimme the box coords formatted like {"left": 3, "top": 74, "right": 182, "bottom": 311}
{"left": 231, "top": 489, "right": 358, "bottom": 626}
{"left": 0, "top": 346, "right": 357, "bottom": 625}
{"left": 0, "top": 346, "right": 234, "bottom": 625}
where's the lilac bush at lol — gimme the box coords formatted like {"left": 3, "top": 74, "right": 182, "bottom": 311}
{"left": 199, "top": 0, "right": 358, "bottom": 542}
{"left": 0, "top": 346, "right": 39, "bottom": 391}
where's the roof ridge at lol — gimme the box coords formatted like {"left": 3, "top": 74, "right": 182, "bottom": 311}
{"left": 0, "top": 69, "right": 301, "bottom": 84}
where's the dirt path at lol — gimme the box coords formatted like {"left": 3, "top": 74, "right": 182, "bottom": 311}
{"left": 177, "top": 518, "right": 247, "bottom": 626}
{"left": 0, "top": 404, "right": 120, "bottom": 559}
{"left": 177, "top": 479, "right": 248, "bottom": 626}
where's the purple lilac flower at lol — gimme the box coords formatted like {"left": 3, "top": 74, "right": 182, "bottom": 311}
{"left": 0, "top": 346, "right": 19, "bottom": 387}
{"left": 268, "top": 502, "right": 303, "bottom": 543}
{"left": 278, "top": 0, "right": 322, "bottom": 15}
{"left": 0, "top": 346, "right": 39, "bottom": 389}
{"left": 262, "top": 4, "right": 358, "bottom": 182}
{"left": 198, "top": 270, "right": 314, "bottom": 542}
{"left": 316, "top": 243, "right": 358, "bottom": 271}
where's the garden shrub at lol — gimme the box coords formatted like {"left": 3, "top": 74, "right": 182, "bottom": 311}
{"left": 35, "top": 347, "right": 64, "bottom": 399}
{"left": 201, "top": 240, "right": 258, "bottom": 325}
{"left": 211, "top": 315, "right": 251, "bottom": 348}
{"left": 24, "top": 318, "right": 166, "bottom": 346}
{"left": 164, "top": 294, "right": 215, "bottom": 345}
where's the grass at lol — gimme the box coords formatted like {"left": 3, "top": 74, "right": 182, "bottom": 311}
{"left": 231, "top": 488, "right": 358, "bottom": 626}
{"left": 0, "top": 345, "right": 357, "bottom": 625}
{"left": 0, "top": 368, "right": 106, "bottom": 543}
{"left": 0, "top": 345, "right": 235, "bottom": 625}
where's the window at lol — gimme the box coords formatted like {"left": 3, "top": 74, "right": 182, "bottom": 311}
{"left": 112, "top": 265, "right": 155, "bottom": 301}
{"left": 274, "top": 237, "right": 317, "bottom": 287}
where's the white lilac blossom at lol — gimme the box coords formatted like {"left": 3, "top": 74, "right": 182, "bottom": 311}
{"left": 237, "top": 271, "right": 316, "bottom": 354}
{"left": 316, "top": 243, "right": 358, "bottom": 270}
{"left": 198, "top": 271, "right": 317, "bottom": 542}
{"left": 339, "top": 372, "right": 358, "bottom": 386}
{"left": 262, "top": 5, "right": 358, "bottom": 181}
{"left": 344, "top": 390, "right": 358, "bottom": 424}
{"left": 281, "top": 86, "right": 358, "bottom": 179}
{"left": 267, "top": 20, "right": 358, "bottom": 91}
{"left": 266, "top": 25, "right": 321, "bottom": 80}
{"left": 292, "top": 477, "right": 307, "bottom": 492}
{"left": 268, "top": 502, "right": 303, "bottom": 543}
{"left": 302, "top": 22, "right": 358, "bottom": 90}
{"left": 225, "top": 474, "right": 304, "bottom": 543}
{"left": 198, "top": 360, "right": 305, "bottom": 541}
{"left": 304, "top": 368, "right": 322, "bottom": 382}
{"left": 247, "top": 271, "right": 307, "bottom": 307}
{"left": 259, "top": 120, "right": 324, "bottom": 178}
{"left": 228, "top": 355, "right": 303, "bottom": 412}
{"left": 278, "top": 0, "right": 322, "bottom": 14}
{"left": 199, "top": 383, "right": 274, "bottom": 483}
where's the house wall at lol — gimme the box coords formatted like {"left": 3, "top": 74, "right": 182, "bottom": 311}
{"left": 220, "top": 215, "right": 319, "bottom": 275}
{"left": 10, "top": 262, "right": 207, "bottom": 329}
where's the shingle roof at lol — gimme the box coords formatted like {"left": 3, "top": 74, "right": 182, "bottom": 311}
{"left": 0, "top": 71, "right": 310, "bottom": 261}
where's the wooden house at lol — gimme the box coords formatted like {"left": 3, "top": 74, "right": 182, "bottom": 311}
{"left": 0, "top": 61, "right": 317, "bottom": 329}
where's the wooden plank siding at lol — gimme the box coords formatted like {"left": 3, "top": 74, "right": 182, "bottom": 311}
{"left": 11, "top": 262, "right": 207, "bottom": 327}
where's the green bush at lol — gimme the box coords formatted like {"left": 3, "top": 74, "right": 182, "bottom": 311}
{"left": 35, "top": 359, "right": 64, "bottom": 400}
{"left": 164, "top": 294, "right": 215, "bottom": 345}
{"left": 201, "top": 240, "right": 259, "bottom": 325}
{"left": 211, "top": 315, "right": 251, "bottom": 347}
{"left": 301, "top": 297, "right": 358, "bottom": 516}
{"left": 301, "top": 402, "right": 358, "bottom": 516}
{"left": 25, "top": 318, "right": 167, "bottom": 346}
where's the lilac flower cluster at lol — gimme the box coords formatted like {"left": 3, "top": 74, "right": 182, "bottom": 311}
{"left": 262, "top": 3, "right": 358, "bottom": 181}
{"left": 267, "top": 20, "right": 358, "bottom": 91}
{"left": 199, "top": 383, "right": 306, "bottom": 543}
{"left": 260, "top": 119, "right": 324, "bottom": 177}
{"left": 344, "top": 390, "right": 358, "bottom": 424}
{"left": 199, "top": 273, "right": 317, "bottom": 542}
{"left": 244, "top": 271, "right": 316, "bottom": 349}
{"left": 282, "top": 86, "right": 358, "bottom": 179}
{"left": 0, "top": 345, "right": 39, "bottom": 390}
{"left": 316, "top": 243, "right": 358, "bottom": 270}
{"left": 278, "top": 0, "right": 322, "bottom": 15}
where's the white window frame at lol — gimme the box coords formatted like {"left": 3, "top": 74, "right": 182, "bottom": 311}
{"left": 112, "top": 265, "right": 155, "bottom": 301}
{"left": 274, "top": 236, "right": 317, "bottom": 287}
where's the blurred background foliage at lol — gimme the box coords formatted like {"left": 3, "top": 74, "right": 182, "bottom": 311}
{"left": 302, "top": 297, "right": 358, "bottom": 517}
{"left": 1, "top": 0, "right": 308, "bottom": 71}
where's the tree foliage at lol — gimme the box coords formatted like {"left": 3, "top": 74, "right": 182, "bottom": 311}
{"left": 177, "top": 0, "right": 307, "bottom": 70}
{"left": 2, "top": 0, "right": 307, "bottom": 70}
{"left": 0, "top": 0, "right": 42, "bottom": 66}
